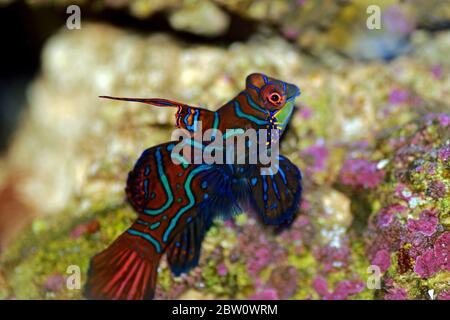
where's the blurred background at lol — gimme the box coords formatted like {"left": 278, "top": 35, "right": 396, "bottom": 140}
{"left": 0, "top": 0, "right": 449, "bottom": 300}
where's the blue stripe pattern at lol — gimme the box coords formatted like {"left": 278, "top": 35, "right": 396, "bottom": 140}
{"left": 144, "top": 179, "right": 149, "bottom": 199}
{"left": 163, "top": 165, "right": 211, "bottom": 243}
{"left": 233, "top": 100, "right": 267, "bottom": 125}
{"left": 143, "top": 147, "right": 174, "bottom": 215}
{"left": 127, "top": 229, "right": 161, "bottom": 253}
{"left": 243, "top": 92, "right": 267, "bottom": 114}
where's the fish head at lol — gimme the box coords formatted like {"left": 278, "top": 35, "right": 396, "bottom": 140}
{"left": 245, "top": 73, "right": 300, "bottom": 135}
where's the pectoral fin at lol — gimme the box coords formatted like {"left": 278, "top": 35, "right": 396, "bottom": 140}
{"left": 243, "top": 156, "right": 302, "bottom": 227}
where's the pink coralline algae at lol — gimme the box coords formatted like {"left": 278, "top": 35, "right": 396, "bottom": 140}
{"left": 236, "top": 223, "right": 288, "bottom": 277}
{"left": 437, "top": 113, "right": 450, "bottom": 127}
{"left": 339, "top": 159, "right": 384, "bottom": 189}
{"left": 314, "top": 243, "right": 351, "bottom": 273}
{"left": 331, "top": 280, "right": 365, "bottom": 300}
{"left": 426, "top": 181, "right": 447, "bottom": 200}
{"left": 223, "top": 219, "right": 234, "bottom": 229}
{"left": 394, "top": 183, "right": 421, "bottom": 202}
{"left": 388, "top": 88, "right": 410, "bottom": 104}
{"left": 312, "top": 277, "right": 328, "bottom": 297}
{"left": 377, "top": 205, "right": 406, "bottom": 228}
{"left": 249, "top": 289, "right": 279, "bottom": 300}
{"left": 300, "top": 199, "right": 311, "bottom": 211}
{"left": 433, "top": 232, "right": 450, "bottom": 272}
{"left": 438, "top": 290, "right": 450, "bottom": 300}
{"left": 384, "top": 287, "right": 408, "bottom": 300}
{"left": 44, "top": 274, "right": 65, "bottom": 292}
{"left": 367, "top": 226, "right": 401, "bottom": 261}
{"left": 425, "top": 113, "right": 450, "bottom": 127}
{"left": 298, "top": 105, "right": 313, "bottom": 119}
{"left": 282, "top": 28, "right": 299, "bottom": 41}
{"left": 155, "top": 282, "right": 187, "bottom": 300}
{"left": 406, "top": 210, "right": 438, "bottom": 236}
{"left": 340, "top": 117, "right": 447, "bottom": 299}
{"left": 405, "top": 231, "right": 434, "bottom": 260}
{"left": 383, "top": 5, "right": 415, "bottom": 35}
{"left": 279, "top": 215, "right": 313, "bottom": 249}
{"left": 413, "top": 249, "right": 441, "bottom": 278}
{"left": 377, "top": 210, "right": 394, "bottom": 228}
{"left": 431, "top": 64, "right": 442, "bottom": 80}
{"left": 413, "top": 232, "right": 449, "bottom": 278}
{"left": 371, "top": 249, "right": 391, "bottom": 273}
{"left": 367, "top": 210, "right": 404, "bottom": 260}
{"left": 313, "top": 277, "right": 364, "bottom": 300}
{"left": 303, "top": 141, "right": 329, "bottom": 175}
{"left": 247, "top": 247, "right": 271, "bottom": 276}
{"left": 216, "top": 263, "right": 228, "bottom": 276}
{"left": 438, "top": 145, "right": 450, "bottom": 162}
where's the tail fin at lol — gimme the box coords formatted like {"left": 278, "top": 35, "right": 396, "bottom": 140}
{"left": 84, "top": 231, "right": 161, "bottom": 300}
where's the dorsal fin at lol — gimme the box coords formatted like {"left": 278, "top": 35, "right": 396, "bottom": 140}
{"left": 100, "top": 96, "right": 216, "bottom": 133}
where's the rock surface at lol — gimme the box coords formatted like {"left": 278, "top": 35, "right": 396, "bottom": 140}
{"left": 0, "top": 13, "right": 449, "bottom": 299}
{"left": 7, "top": 0, "right": 450, "bottom": 56}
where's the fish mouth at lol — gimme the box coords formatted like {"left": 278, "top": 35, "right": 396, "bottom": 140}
{"left": 286, "top": 85, "right": 301, "bottom": 103}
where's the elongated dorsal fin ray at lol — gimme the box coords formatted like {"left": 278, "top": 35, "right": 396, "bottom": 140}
{"left": 99, "top": 96, "right": 192, "bottom": 108}
{"left": 100, "top": 96, "right": 216, "bottom": 133}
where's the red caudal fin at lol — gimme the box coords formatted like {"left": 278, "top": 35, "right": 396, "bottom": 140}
{"left": 84, "top": 229, "right": 162, "bottom": 300}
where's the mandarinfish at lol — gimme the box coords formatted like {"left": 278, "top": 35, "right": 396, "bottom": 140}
{"left": 85, "top": 73, "right": 302, "bottom": 300}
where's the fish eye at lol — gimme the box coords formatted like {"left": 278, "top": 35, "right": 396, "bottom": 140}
{"left": 268, "top": 92, "right": 281, "bottom": 104}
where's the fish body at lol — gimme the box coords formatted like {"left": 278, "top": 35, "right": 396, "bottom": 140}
{"left": 85, "top": 73, "right": 302, "bottom": 300}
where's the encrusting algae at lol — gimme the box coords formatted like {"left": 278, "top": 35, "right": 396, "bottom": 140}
{"left": 0, "top": 1, "right": 450, "bottom": 300}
